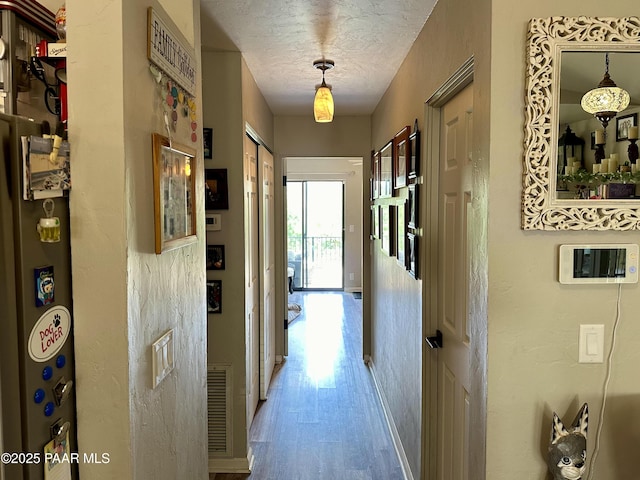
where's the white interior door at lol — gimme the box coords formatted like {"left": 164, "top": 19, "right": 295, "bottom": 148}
{"left": 244, "top": 135, "right": 260, "bottom": 423}
{"left": 258, "top": 145, "right": 275, "bottom": 399}
{"left": 435, "top": 82, "right": 474, "bottom": 480}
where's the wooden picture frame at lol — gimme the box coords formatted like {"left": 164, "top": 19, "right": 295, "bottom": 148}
{"left": 205, "top": 168, "right": 229, "bottom": 210}
{"left": 616, "top": 113, "right": 637, "bottom": 142}
{"left": 207, "top": 280, "right": 222, "bottom": 313}
{"left": 408, "top": 126, "right": 420, "bottom": 181}
{"left": 379, "top": 141, "right": 393, "bottom": 198}
{"left": 393, "top": 125, "right": 410, "bottom": 190}
{"left": 206, "top": 245, "right": 225, "bottom": 270}
{"left": 152, "top": 133, "right": 197, "bottom": 254}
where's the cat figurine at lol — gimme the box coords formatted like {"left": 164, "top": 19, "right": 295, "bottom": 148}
{"left": 547, "top": 403, "right": 589, "bottom": 480}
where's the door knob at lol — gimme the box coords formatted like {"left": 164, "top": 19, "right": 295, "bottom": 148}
{"left": 426, "top": 330, "right": 443, "bottom": 349}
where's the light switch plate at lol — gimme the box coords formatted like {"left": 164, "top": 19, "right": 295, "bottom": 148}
{"left": 579, "top": 324, "right": 604, "bottom": 364}
{"left": 152, "top": 329, "right": 175, "bottom": 388}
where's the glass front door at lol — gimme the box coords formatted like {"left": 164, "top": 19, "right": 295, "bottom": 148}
{"left": 287, "top": 181, "right": 344, "bottom": 290}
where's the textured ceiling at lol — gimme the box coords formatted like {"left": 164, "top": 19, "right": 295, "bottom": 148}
{"left": 200, "top": 0, "right": 436, "bottom": 116}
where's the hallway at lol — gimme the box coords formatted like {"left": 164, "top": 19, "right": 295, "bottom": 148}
{"left": 212, "top": 291, "right": 404, "bottom": 480}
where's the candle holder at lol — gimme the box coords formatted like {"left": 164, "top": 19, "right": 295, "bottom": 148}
{"left": 628, "top": 138, "right": 639, "bottom": 165}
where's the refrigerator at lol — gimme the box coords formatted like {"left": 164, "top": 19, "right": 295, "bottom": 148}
{"left": 0, "top": 112, "right": 77, "bottom": 480}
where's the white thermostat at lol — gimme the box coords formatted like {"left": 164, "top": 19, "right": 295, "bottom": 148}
{"left": 559, "top": 243, "right": 638, "bottom": 284}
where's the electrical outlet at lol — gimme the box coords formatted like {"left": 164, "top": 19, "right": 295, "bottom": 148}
{"left": 349, "top": 272, "right": 354, "bottom": 281}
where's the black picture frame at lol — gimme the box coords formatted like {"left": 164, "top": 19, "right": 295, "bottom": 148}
{"left": 408, "top": 129, "right": 420, "bottom": 180}
{"left": 397, "top": 200, "right": 407, "bottom": 267}
{"left": 203, "top": 127, "right": 213, "bottom": 159}
{"left": 407, "top": 232, "right": 418, "bottom": 278}
{"left": 616, "top": 113, "right": 637, "bottom": 142}
{"left": 381, "top": 204, "right": 396, "bottom": 256}
{"left": 407, "top": 184, "right": 418, "bottom": 230}
{"left": 206, "top": 245, "right": 225, "bottom": 270}
{"left": 207, "top": 280, "right": 222, "bottom": 313}
{"left": 205, "top": 168, "right": 229, "bottom": 210}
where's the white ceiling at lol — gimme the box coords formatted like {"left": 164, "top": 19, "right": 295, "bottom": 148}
{"left": 199, "top": 0, "right": 437, "bottom": 116}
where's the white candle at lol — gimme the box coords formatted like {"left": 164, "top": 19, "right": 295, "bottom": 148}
{"left": 608, "top": 158, "right": 618, "bottom": 173}
{"left": 601, "top": 158, "right": 609, "bottom": 173}
{"left": 565, "top": 166, "right": 573, "bottom": 175}
{"left": 629, "top": 126, "right": 639, "bottom": 140}
{"left": 593, "top": 164, "right": 601, "bottom": 174}
{"left": 610, "top": 153, "right": 619, "bottom": 162}
{"left": 595, "top": 129, "right": 605, "bottom": 145}
{"left": 632, "top": 163, "right": 637, "bottom": 174}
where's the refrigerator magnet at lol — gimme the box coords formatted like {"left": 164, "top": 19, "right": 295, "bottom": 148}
{"left": 34, "top": 266, "right": 55, "bottom": 307}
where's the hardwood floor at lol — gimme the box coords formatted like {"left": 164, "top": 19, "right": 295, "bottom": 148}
{"left": 211, "top": 291, "right": 404, "bottom": 480}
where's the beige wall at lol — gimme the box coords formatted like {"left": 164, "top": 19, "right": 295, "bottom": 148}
{"left": 68, "top": 0, "right": 208, "bottom": 479}
{"left": 489, "top": 2, "right": 640, "bottom": 479}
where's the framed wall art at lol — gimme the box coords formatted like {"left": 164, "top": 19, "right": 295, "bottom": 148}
{"left": 152, "top": 133, "right": 197, "bottom": 254}
{"left": 205, "top": 168, "right": 229, "bottom": 210}
{"left": 407, "top": 232, "right": 418, "bottom": 278}
{"left": 203, "top": 127, "right": 213, "bottom": 158}
{"left": 379, "top": 141, "right": 393, "bottom": 198}
{"left": 381, "top": 204, "right": 396, "bottom": 256}
{"left": 393, "top": 125, "right": 410, "bottom": 190}
{"left": 397, "top": 199, "right": 407, "bottom": 267}
{"left": 616, "top": 113, "right": 637, "bottom": 142}
{"left": 371, "top": 150, "right": 380, "bottom": 200}
{"left": 408, "top": 184, "right": 419, "bottom": 229}
{"left": 207, "top": 280, "right": 222, "bottom": 313}
{"left": 206, "top": 245, "right": 225, "bottom": 270}
{"left": 408, "top": 123, "right": 420, "bottom": 181}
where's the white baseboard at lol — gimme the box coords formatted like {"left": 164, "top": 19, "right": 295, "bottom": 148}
{"left": 368, "top": 359, "right": 414, "bottom": 480}
{"left": 208, "top": 447, "right": 254, "bottom": 474}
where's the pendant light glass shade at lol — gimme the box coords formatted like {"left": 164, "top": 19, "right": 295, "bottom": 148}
{"left": 580, "top": 53, "right": 630, "bottom": 128}
{"left": 313, "top": 59, "right": 335, "bottom": 123}
{"left": 314, "top": 81, "right": 334, "bottom": 123}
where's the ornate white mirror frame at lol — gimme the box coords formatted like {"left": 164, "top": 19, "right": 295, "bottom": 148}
{"left": 523, "top": 17, "right": 640, "bottom": 230}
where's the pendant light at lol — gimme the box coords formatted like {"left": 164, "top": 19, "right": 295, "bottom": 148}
{"left": 580, "top": 52, "right": 630, "bottom": 129}
{"left": 313, "top": 59, "right": 334, "bottom": 123}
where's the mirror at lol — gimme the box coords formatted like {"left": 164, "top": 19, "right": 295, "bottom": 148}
{"left": 522, "top": 16, "right": 640, "bottom": 230}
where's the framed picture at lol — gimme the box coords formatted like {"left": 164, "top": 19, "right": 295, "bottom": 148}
{"left": 203, "top": 128, "right": 213, "bottom": 159}
{"left": 379, "top": 141, "right": 393, "bottom": 198}
{"left": 152, "top": 133, "right": 197, "bottom": 254}
{"left": 407, "top": 232, "right": 419, "bottom": 278}
{"left": 207, "top": 280, "right": 222, "bottom": 313}
{"left": 381, "top": 204, "right": 396, "bottom": 256}
{"left": 408, "top": 184, "right": 419, "bottom": 229}
{"left": 408, "top": 127, "right": 420, "bottom": 180}
{"left": 393, "top": 125, "right": 410, "bottom": 190}
{"left": 205, "top": 168, "right": 229, "bottom": 210}
{"left": 206, "top": 245, "right": 225, "bottom": 270}
{"left": 397, "top": 200, "right": 407, "bottom": 267}
{"left": 616, "top": 113, "right": 637, "bottom": 142}
{"left": 370, "top": 205, "right": 380, "bottom": 240}
{"left": 371, "top": 150, "right": 380, "bottom": 200}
